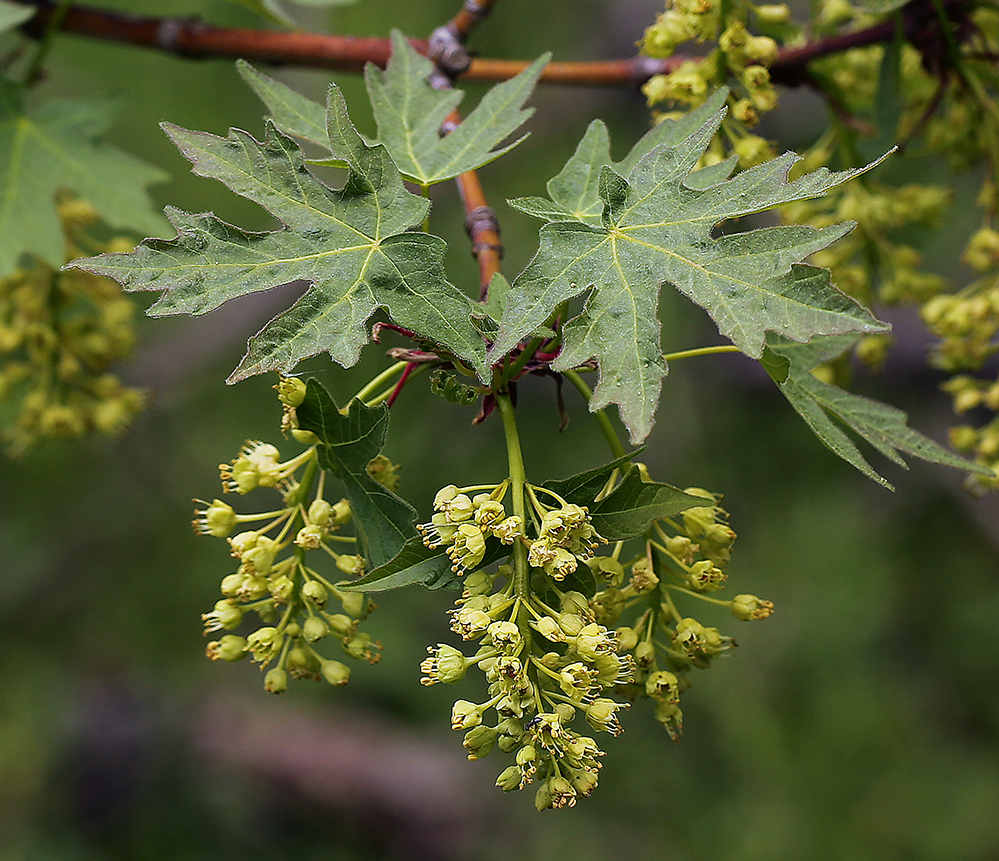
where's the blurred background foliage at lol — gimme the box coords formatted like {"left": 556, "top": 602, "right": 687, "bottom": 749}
{"left": 2, "top": 0, "right": 999, "bottom": 858}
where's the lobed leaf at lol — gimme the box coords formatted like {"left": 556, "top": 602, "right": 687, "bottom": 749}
{"left": 763, "top": 334, "right": 992, "bottom": 489}
{"left": 71, "top": 83, "right": 489, "bottom": 382}
{"left": 494, "top": 92, "right": 891, "bottom": 442}
{"left": 240, "top": 32, "right": 548, "bottom": 189}
{"left": 0, "top": 79, "right": 167, "bottom": 275}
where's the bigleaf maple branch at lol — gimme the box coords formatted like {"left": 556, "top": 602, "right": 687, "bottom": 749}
{"left": 14, "top": 0, "right": 901, "bottom": 88}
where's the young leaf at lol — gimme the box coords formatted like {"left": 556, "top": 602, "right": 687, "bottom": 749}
{"left": 339, "top": 537, "right": 461, "bottom": 593}
{"left": 493, "top": 93, "right": 890, "bottom": 442}
{"left": 296, "top": 379, "right": 418, "bottom": 566}
{"left": 365, "top": 31, "right": 548, "bottom": 188}
{"left": 590, "top": 467, "right": 709, "bottom": 540}
{"left": 763, "top": 334, "right": 993, "bottom": 489}
{"left": 541, "top": 447, "right": 645, "bottom": 506}
{"left": 0, "top": 80, "right": 167, "bottom": 275}
{"left": 71, "top": 84, "right": 489, "bottom": 383}
{"left": 240, "top": 34, "right": 548, "bottom": 190}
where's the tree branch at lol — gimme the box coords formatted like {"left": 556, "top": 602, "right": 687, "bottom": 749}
{"left": 13, "top": 0, "right": 904, "bottom": 89}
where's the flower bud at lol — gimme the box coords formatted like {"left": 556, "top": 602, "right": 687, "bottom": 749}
{"left": 451, "top": 699, "right": 482, "bottom": 731}
{"left": 303, "top": 616, "right": 329, "bottom": 642}
{"left": 335, "top": 554, "right": 365, "bottom": 576}
{"left": 730, "top": 593, "right": 774, "bottom": 621}
{"left": 208, "top": 635, "right": 247, "bottom": 662}
{"left": 264, "top": 668, "right": 288, "bottom": 694}
{"left": 194, "top": 499, "right": 238, "bottom": 537}
{"left": 307, "top": 498, "right": 333, "bottom": 527}
{"left": 301, "top": 579, "right": 328, "bottom": 607}
{"left": 463, "top": 725, "right": 497, "bottom": 759}
{"left": 276, "top": 375, "right": 307, "bottom": 407}
{"left": 496, "top": 765, "right": 521, "bottom": 792}
{"left": 320, "top": 659, "right": 351, "bottom": 686}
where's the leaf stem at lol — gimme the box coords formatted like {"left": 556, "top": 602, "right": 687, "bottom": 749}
{"left": 662, "top": 344, "right": 740, "bottom": 363}
{"left": 495, "top": 392, "right": 530, "bottom": 601}
{"left": 562, "top": 369, "right": 626, "bottom": 459}
{"left": 351, "top": 361, "right": 408, "bottom": 405}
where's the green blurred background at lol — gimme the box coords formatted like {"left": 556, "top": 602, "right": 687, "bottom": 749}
{"left": 2, "top": 1, "right": 999, "bottom": 858}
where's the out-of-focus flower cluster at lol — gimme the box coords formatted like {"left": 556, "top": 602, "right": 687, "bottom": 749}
{"left": 0, "top": 197, "right": 145, "bottom": 455}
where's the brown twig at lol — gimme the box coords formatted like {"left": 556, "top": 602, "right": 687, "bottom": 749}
{"left": 13, "top": 0, "right": 910, "bottom": 89}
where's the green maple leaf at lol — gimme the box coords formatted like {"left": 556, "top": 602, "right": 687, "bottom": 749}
{"left": 0, "top": 79, "right": 167, "bottom": 275}
{"left": 238, "top": 31, "right": 548, "bottom": 189}
{"left": 491, "top": 89, "right": 890, "bottom": 443}
{"left": 762, "top": 334, "right": 991, "bottom": 489}
{"left": 71, "top": 82, "right": 489, "bottom": 382}
{"left": 295, "top": 379, "right": 417, "bottom": 567}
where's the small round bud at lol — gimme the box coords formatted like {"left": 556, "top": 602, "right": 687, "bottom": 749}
{"left": 307, "top": 498, "right": 333, "bottom": 527}
{"left": 301, "top": 579, "right": 328, "bottom": 607}
{"left": 276, "top": 375, "right": 307, "bottom": 407}
{"left": 730, "top": 593, "right": 774, "bottom": 620}
{"left": 320, "top": 659, "right": 351, "bottom": 686}
{"left": 264, "top": 668, "right": 288, "bottom": 694}
{"left": 302, "top": 616, "right": 329, "bottom": 642}
{"left": 209, "top": 635, "right": 247, "bottom": 662}
{"left": 496, "top": 765, "right": 521, "bottom": 792}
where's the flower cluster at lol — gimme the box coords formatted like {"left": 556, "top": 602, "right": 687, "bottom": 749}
{"left": 417, "top": 476, "right": 774, "bottom": 808}
{"left": 0, "top": 197, "right": 145, "bottom": 455}
{"left": 640, "top": 1, "right": 785, "bottom": 169}
{"left": 587, "top": 487, "right": 772, "bottom": 739}
{"left": 422, "top": 579, "right": 633, "bottom": 810}
{"left": 198, "top": 386, "right": 381, "bottom": 692}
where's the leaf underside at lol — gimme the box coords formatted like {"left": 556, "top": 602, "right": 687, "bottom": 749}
{"left": 763, "top": 334, "right": 991, "bottom": 489}
{"left": 494, "top": 90, "right": 891, "bottom": 443}
{"left": 70, "top": 80, "right": 489, "bottom": 382}
{"left": 0, "top": 79, "right": 167, "bottom": 275}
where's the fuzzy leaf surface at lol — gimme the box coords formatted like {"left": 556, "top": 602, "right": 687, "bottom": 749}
{"left": 71, "top": 85, "right": 488, "bottom": 382}
{"left": 240, "top": 34, "right": 548, "bottom": 188}
{"left": 296, "top": 379, "right": 417, "bottom": 567}
{"left": 763, "top": 335, "right": 990, "bottom": 489}
{"left": 494, "top": 93, "right": 889, "bottom": 442}
{"left": 590, "top": 468, "right": 709, "bottom": 540}
{"left": 0, "top": 80, "right": 167, "bottom": 274}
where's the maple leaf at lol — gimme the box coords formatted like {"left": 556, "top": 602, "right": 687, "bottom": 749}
{"left": 71, "top": 82, "right": 489, "bottom": 383}
{"left": 491, "top": 90, "right": 890, "bottom": 443}
{"left": 762, "top": 334, "right": 990, "bottom": 488}
{"left": 238, "top": 31, "right": 548, "bottom": 189}
{"left": 0, "top": 79, "right": 167, "bottom": 275}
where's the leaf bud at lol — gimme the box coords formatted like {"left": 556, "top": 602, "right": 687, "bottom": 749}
{"left": 264, "top": 668, "right": 288, "bottom": 694}
{"left": 320, "top": 659, "right": 351, "bottom": 686}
